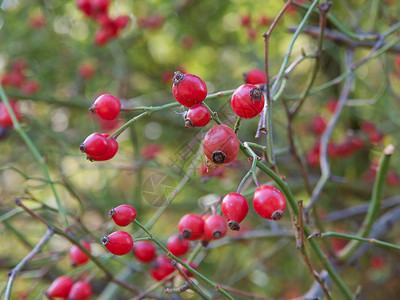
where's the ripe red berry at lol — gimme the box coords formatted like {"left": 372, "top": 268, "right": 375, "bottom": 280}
{"left": 133, "top": 241, "right": 156, "bottom": 263}
{"left": 94, "top": 28, "right": 110, "bottom": 46}
{"left": 222, "top": 193, "right": 249, "bottom": 231}
{"left": 69, "top": 241, "right": 91, "bottom": 266}
{"left": 179, "top": 260, "right": 197, "bottom": 278}
{"left": 0, "top": 100, "right": 22, "bottom": 127}
{"left": 185, "top": 104, "right": 211, "bottom": 128}
{"left": 115, "top": 15, "right": 130, "bottom": 29}
{"left": 109, "top": 204, "right": 137, "bottom": 226}
{"left": 311, "top": 115, "right": 327, "bottom": 136}
{"left": 178, "top": 214, "right": 204, "bottom": 241}
{"left": 243, "top": 69, "right": 266, "bottom": 85}
{"left": 92, "top": 0, "right": 110, "bottom": 14}
{"left": 47, "top": 276, "right": 74, "bottom": 298}
{"left": 150, "top": 256, "right": 175, "bottom": 281}
{"left": 203, "top": 215, "right": 227, "bottom": 240}
{"left": 253, "top": 185, "right": 286, "bottom": 220}
{"left": 167, "top": 234, "right": 190, "bottom": 256}
{"left": 88, "top": 134, "right": 118, "bottom": 161}
{"left": 172, "top": 71, "right": 207, "bottom": 107}
{"left": 68, "top": 281, "right": 92, "bottom": 300}
{"left": 102, "top": 231, "right": 133, "bottom": 255}
{"left": 80, "top": 133, "right": 109, "bottom": 157}
{"left": 231, "top": 84, "right": 264, "bottom": 119}
{"left": 79, "top": 62, "right": 95, "bottom": 80}
{"left": 203, "top": 124, "right": 240, "bottom": 166}
{"left": 89, "top": 94, "right": 121, "bottom": 120}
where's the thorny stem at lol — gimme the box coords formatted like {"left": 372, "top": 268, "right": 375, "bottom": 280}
{"left": 132, "top": 219, "right": 234, "bottom": 300}
{"left": 338, "top": 145, "right": 394, "bottom": 261}
{"left": 0, "top": 85, "right": 69, "bottom": 229}
{"left": 4, "top": 228, "right": 54, "bottom": 300}
{"left": 309, "top": 231, "right": 400, "bottom": 252}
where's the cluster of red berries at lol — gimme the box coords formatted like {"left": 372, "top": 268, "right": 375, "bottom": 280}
{"left": 80, "top": 94, "right": 121, "bottom": 161}
{"left": 47, "top": 276, "right": 92, "bottom": 300}
{"left": 1, "top": 58, "right": 40, "bottom": 95}
{"left": 239, "top": 14, "right": 272, "bottom": 40}
{"left": 76, "top": 0, "right": 130, "bottom": 46}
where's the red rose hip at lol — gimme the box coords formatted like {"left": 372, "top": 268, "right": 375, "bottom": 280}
{"left": 222, "top": 193, "right": 249, "bottom": 231}
{"left": 102, "top": 231, "right": 133, "bottom": 255}
{"left": 133, "top": 241, "right": 156, "bottom": 263}
{"left": 47, "top": 276, "right": 74, "bottom": 298}
{"left": 80, "top": 133, "right": 109, "bottom": 157}
{"left": 167, "top": 234, "right": 190, "bottom": 256}
{"left": 150, "top": 256, "right": 175, "bottom": 281}
{"left": 243, "top": 69, "right": 266, "bottom": 85}
{"left": 178, "top": 213, "right": 204, "bottom": 240}
{"left": 185, "top": 104, "right": 211, "bottom": 128}
{"left": 89, "top": 94, "right": 121, "bottom": 120}
{"left": 172, "top": 71, "right": 207, "bottom": 107}
{"left": 109, "top": 204, "right": 136, "bottom": 226}
{"left": 203, "top": 124, "right": 239, "bottom": 165}
{"left": 253, "top": 185, "right": 286, "bottom": 220}
{"left": 203, "top": 215, "right": 227, "bottom": 240}
{"left": 69, "top": 241, "right": 91, "bottom": 266}
{"left": 231, "top": 84, "right": 264, "bottom": 119}
{"left": 89, "top": 134, "right": 118, "bottom": 161}
{"left": 68, "top": 281, "right": 92, "bottom": 300}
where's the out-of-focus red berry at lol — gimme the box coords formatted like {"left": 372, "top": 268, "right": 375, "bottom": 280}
{"left": 141, "top": 144, "right": 163, "bottom": 160}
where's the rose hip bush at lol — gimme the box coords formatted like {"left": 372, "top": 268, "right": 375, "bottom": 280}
{"left": 1, "top": 1, "right": 400, "bottom": 299}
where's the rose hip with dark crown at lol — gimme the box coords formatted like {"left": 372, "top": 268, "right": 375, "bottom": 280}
{"left": 89, "top": 94, "right": 121, "bottom": 120}
{"left": 133, "top": 241, "right": 156, "bottom": 263}
{"left": 167, "top": 234, "right": 190, "bottom": 256}
{"left": 203, "top": 215, "right": 227, "bottom": 240}
{"left": 203, "top": 124, "right": 239, "bottom": 165}
{"left": 172, "top": 71, "right": 207, "bottom": 107}
{"left": 109, "top": 204, "right": 136, "bottom": 226}
{"left": 222, "top": 193, "right": 249, "bottom": 231}
{"left": 185, "top": 104, "right": 211, "bottom": 128}
{"left": 68, "top": 281, "right": 92, "bottom": 300}
{"left": 102, "top": 231, "right": 133, "bottom": 255}
{"left": 150, "top": 256, "right": 175, "bottom": 281}
{"left": 47, "top": 276, "right": 74, "bottom": 298}
{"left": 178, "top": 213, "right": 204, "bottom": 240}
{"left": 253, "top": 185, "right": 286, "bottom": 220}
{"left": 231, "top": 84, "right": 265, "bottom": 119}
{"left": 88, "top": 134, "right": 118, "bottom": 161}
{"left": 80, "top": 133, "right": 109, "bottom": 157}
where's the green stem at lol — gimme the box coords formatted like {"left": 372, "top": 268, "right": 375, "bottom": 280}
{"left": 338, "top": 145, "right": 394, "bottom": 261}
{"left": 0, "top": 85, "right": 69, "bottom": 228}
{"left": 367, "top": 0, "right": 380, "bottom": 32}
{"left": 310, "top": 231, "right": 400, "bottom": 252}
{"left": 133, "top": 219, "right": 234, "bottom": 300}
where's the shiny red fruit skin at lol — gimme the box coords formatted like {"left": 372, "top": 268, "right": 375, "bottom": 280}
{"left": 178, "top": 214, "right": 204, "bottom": 241}
{"left": 109, "top": 204, "right": 136, "bottom": 226}
{"left": 253, "top": 185, "right": 286, "bottom": 220}
{"left": 102, "top": 231, "right": 133, "bottom": 255}
{"left": 69, "top": 241, "right": 91, "bottom": 266}
{"left": 203, "top": 215, "right": 227, "bottom": 240}
{"left": 185, "top": 104, "right": 211, "bottom": 127}
{"left": 80, "top": 133, "right": 109, "bottom": 156}
{"left": 68, "top": 281, "right": 92, "bottom": 300}
{"left": 150, "top": 256, "right": 175, "bottom": 281}
{"left": 89, "top": 134, "right": 118, "bottom": 161}
{"left": 133, "top": 241, "right": 156, "bottom": 263}
{"left": 172, "top": 72, "right": 207, "bottom": 107}
{"left": 91, "top": 94, "right": 121, "bottom": 120}
{"left": 231, "top": 84, "right": 264, "bottom": 119}
{"left": 203, "top": 125, "right": 239, "bottom": 164}
{"left": 0, "top": 100, "right": 22, "bottom": 127}
{"left": 167, "top": 234, "right": 190, "bottom": 256}
{"left": 47, "top": 276, "right": 74, "bottom": 298}
{"left": 243, "top": 69, "right": 266, "bottom": 84}
{"left": 222, "top": 193, "right": 249, "bottom": 228}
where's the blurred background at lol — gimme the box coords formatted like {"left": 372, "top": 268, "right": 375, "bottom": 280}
{"left": 0, "top": 0, "right": 400, "bottom": 299}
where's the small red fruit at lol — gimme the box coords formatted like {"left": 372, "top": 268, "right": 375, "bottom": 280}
{"left": 94, "top": 28, "right": 110, "bottom": 46}
{"left": 311, "top": 115, "right": 327, "bottom": 136}
{"left": 185, "top": 104, "right": 211, "bottom": 128}
{"left": 76, "top": 0, "right": 93, "bottom": 17}
{"left": 102, "top": 231, "right": 133, "bottom": 255}
{"left": 47, "top": 276, "right": 74, "bottom": 298}
{"left": 231, "top": 84, "right": 264, "bottom": 119}
{"left": 172, "top": 71, "right": 207, "bottom": 107}
{"left": 0, "top": 100, "right": 22, "bottom": 127}
{"left": 203, "top": 124, "right": 240, "bottom": 166}
{"left": 109, "top": 204, "right": 136, "bottom": 226}
{"left": 178, "top": 214, "right": 204, "bottom": 241}
{"left": 88, "top": 134, "right": 118, "bottom": 161}
{"left": 253, "top": 185, "right": 286, "bottom": 220}
{"left": 150, "top": 256, "right": 175, "bottom": 281}
{"left": 133, "top": 241, "right": 156, "bottom": 263}
{"left": 115, "top": 15, "right": 130, "bottom": 29}
{"left": 222, "top": 193, "right": 249, "bottom": 231}
{"left": 167, "top": 234, "right": 190, "bottom": 256}
{"left": 68, "top": 281, "right": 92, "bottom": 300}
{"left": 79, "top": 62, "right": 96, "bottom": 80}
{"left": 92, "top": 0, "right": 110, "bottom": 14}
{"left": 89, "top": 94, "right": 121, "bottom": 120}
{"left": 69, "top": 241, "right": 91, "bottom": 266}
{"left": 203, "top": 215, "right": 227, "bottom": 240}
{"left": 80, "top": 133, "right": 109, "bottom": 157}
{"left": 243, "top": 69, "right": 266, "bottom": 85}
